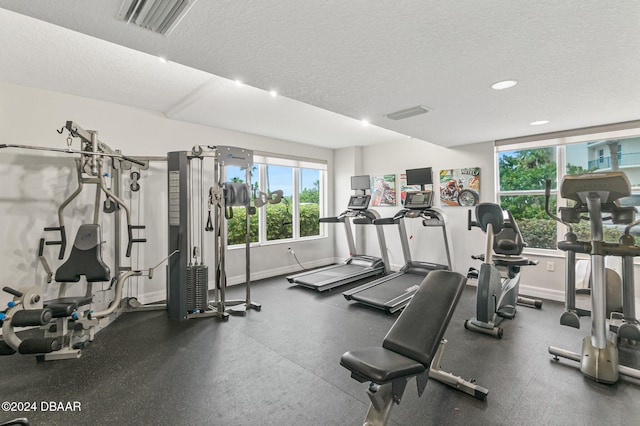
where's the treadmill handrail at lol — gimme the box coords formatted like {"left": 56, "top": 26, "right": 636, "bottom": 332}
{"left": 373, "top": 217, "right": 399, "bottom": 225}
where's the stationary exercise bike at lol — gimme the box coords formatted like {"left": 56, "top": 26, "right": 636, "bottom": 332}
{"left": 465, "top": 203, "right": 541, "bottom": 338}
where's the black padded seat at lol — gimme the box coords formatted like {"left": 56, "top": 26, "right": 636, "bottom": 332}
{"left": 44, "top": 296, "right": 93, "bottom": 317}
{"left": 45, "top": 296, "right": 92, "bottom": 306}
{"left": 55, "top": 224, "right": 110, "bottom": 283}
{"left": 341, "top": 347, "right": 425, "bottom": 383}
{"left": 341, "top": 270, "right": 466, "bottom": 384}
{"left": 493, "top": 256, "right": 534, "bottom": 267}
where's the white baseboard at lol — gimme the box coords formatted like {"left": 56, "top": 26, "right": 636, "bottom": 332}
{"left": 465, "top": 279, "right": 564, "bottom": 303}
{"left": 133, "top": 257, "right": 337, "bottom": 304}
{"left": 134, "top": 259, "right": 570, "bottom": 304}
{"left": 519, "top": 284, "right": 564, "bottom": 303}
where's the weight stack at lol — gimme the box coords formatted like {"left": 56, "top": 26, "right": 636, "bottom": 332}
{"left": 194, "top": 265, "right": 209, "bottom": 311}
{"left": 186, "top": 265, "right": 197, "bottom": 313}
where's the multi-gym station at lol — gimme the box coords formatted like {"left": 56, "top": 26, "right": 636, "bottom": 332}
{"left": 1, "top": 2, "right": 639, "bottom": 426}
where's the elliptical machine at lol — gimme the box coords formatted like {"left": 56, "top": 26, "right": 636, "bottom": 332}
{"left": 545, "top": 172, "right": 640, "bottom": 383}
{"left": 464, "top": 203, "right": 540, "bottom": 338}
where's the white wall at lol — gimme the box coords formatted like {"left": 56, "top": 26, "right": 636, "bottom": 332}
{"left": 347, "top": 138, "right": 495, "bottom": 278}
{"left": 0, "top": 81, "right": 335, "bottom": 312}
{"left": 331, "top": 138, "right": 568, "bottom": 303}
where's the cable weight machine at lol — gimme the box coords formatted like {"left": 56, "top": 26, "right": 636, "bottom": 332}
{"left": 0, "top": 121, "right": 150, "bottom": 360}
{"left": 167, "top": 146, "right": 261, "bottom": 321}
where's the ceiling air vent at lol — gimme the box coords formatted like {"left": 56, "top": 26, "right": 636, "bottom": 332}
{"left": 385, "top": 105, "right": 430, "bottom": 121}
{"left": 117, "top": 0, "right": 198, "bottom": 36}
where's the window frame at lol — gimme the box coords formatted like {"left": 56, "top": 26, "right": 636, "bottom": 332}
{"left": 226, "top": 153, "right": 327, "bottom": 248}
{"left": 495, "top": 125, "right": 640, "bottom": 256}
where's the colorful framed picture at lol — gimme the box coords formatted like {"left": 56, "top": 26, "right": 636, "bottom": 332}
{"left": 370, "top": 174, "right": 396, "bottom": 206}
{"left": 439, "top": 168, "right": 480, "bottom": 206}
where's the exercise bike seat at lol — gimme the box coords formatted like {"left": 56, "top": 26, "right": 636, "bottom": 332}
{"left": 340, "top": 270, "right": 466, "bottom": 386}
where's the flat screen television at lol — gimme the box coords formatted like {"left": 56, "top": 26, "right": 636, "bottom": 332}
{"left": 406, "top": 167, "right": 432, "bottom": 185}
{"left": 350, "top": 175, "right": 371, "bottom": 190}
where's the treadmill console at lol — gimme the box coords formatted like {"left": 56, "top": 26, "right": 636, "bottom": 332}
{"left": 348, "top": 194, "right": 371, "bottom": 210}
{"left": 404, "top": 191, "right": 433, "bottom": 210}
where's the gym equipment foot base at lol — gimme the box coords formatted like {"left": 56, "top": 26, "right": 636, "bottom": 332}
{"left": 517, "top": 295, "right": 542, "bottom": 309}
{"left": 188, "top": 308, "right": 229, "bottom": 321}
{"left": 429, "top": 339, "right": 489, "bottom": 400}
{"left": 225, "top": 300, "right": 261, "bottom": 316}
{"left": 464, "top": 319, "right": 503, "bottom": 339}
{"left": 579, "top": 336, "right": 618, "bottom": 384}
{"left": 41, "top": 347, "right": 82, "bottom": 361}
{"left": 549, "top": 340, "right": 640, "bottom": 383}
{"left": 362, "top": 382, "right": 396, "bottom": 426}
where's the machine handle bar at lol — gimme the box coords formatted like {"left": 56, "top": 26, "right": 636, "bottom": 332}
{"left": 2, "top": 287, "right": 23, "bottom": 298}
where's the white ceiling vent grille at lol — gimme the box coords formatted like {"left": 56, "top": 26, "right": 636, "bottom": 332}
{"left": 117, "top": 0, "right": 198, "bottom": 36}
{"left": 385, "top": 105, "right": 431, "bottom": 120}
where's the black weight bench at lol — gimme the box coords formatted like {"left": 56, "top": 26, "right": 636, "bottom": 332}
{"left": 341, "top": 270, "right": 487, "bottom": 425}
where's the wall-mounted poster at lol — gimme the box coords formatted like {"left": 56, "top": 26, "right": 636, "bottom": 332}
{"left": 399, "top": 173, "right": 432, "bottom": 205}
{"left": 439, "top": 168, "right": 480, "bottom": 206}
{"left": 370, "top": 174, "right": 396, "bottom": 206}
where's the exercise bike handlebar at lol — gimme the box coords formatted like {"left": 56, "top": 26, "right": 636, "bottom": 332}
{"left": 467, "top": 209, "right": 478, "bottom": 231}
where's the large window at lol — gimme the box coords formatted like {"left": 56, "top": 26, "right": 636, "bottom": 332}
{"left": 299, "top": 168, "right": 321, "bottom": 237}
{"left": 226, "top": 165, "right": 259, "bottom": 245}
{"left": 225, "top": 154, "right": 326, "bottom": 246}
{"left": 498, "top": 147, "right": 558, "bottom": 249}
{"left": 265, "top": 165, "right": 293, "bottom": 241}
{"left": 497, "top": 133, "right": 640, "bottom": 250}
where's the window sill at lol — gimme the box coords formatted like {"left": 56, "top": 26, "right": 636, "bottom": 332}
{"left": 227, "top": 234, "right": 327, "bottom": 250}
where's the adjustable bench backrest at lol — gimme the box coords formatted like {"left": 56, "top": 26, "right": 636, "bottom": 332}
{"left": 55, "top": 224, "right": 110, "bottom": 283}
{"left": 382, "top": 270, "right": 467, "bottom": 367}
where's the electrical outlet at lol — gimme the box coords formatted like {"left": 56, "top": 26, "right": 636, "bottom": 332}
{"left": 546, "top": 261, "right": 555, "bottom": 272}
{"left": 287, "top": 247, "right": 294, "bottom": 255}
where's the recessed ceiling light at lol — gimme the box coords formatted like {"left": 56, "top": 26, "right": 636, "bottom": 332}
{"left": 270, "top": 90, "right": 278, "bottom": 97}
{"left": 361, "top": 119, "right": 370, "bottom": 127}
{"left": 491, "top": 80, "right": 518, "bottom": 90}
{"left": 235, "top": 80, "right": 243, "bottom": 87}
{"left": 158, "top": 56, "right": 168, "bottom": 64}
{"left": 530, "top": 120, "right": 550, "bottom": 126}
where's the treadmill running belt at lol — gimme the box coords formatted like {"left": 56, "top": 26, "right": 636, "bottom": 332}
{"left": 295, "top": 264, "right": 367, "bottom": 285}
{"left": 351, "top": 273, "right": 427, "bottom": 306}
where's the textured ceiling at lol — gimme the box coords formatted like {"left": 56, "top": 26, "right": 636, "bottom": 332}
{"left": 1, "top": 1, "right": 639, "bottom": 148}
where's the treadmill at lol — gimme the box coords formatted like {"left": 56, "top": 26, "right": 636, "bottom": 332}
{"left": 286, "top": 175, "right": 390, "bottom": 292}
{"left": 343, "top": 168, "right": 454, "bottom": 313}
